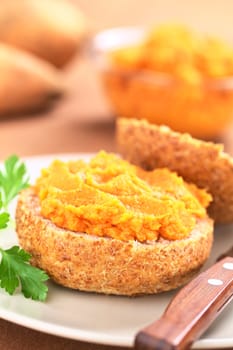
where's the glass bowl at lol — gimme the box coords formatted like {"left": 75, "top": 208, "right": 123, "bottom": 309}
{"left": 90, "top": 26, "right": 233, "bottom": 139}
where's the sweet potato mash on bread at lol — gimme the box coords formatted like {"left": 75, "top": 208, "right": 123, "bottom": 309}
{"left": 16, "top": 151, "right": 213, "bottom": 295}
{"left": 35, "top": 151, "right": 211, "bottom": 242}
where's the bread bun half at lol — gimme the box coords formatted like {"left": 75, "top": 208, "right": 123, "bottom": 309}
{"left": 117, "top": 118, "right": 233, "bottom": 223}
{"left": 16, "top": 188, "right": 213, "bottom": 295}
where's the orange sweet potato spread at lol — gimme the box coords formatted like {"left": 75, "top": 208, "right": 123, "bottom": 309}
{"left": 110, "top": 24, "right": 233, "bottom": 81}
{"left": 103, "top": 24, "right": 233, "bottom": 138}
{"left": 35, "top": 151, "right": 212, "bottom": 242}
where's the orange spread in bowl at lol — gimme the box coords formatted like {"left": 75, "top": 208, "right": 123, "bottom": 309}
{"left": 35, "top": 151, "right": 212, "bottom": 242}
{"left": 101, "top": 24, "right": 233, "bottom": 138}
{"left": 110, "top": 24, "right": 233, "bottom": 80}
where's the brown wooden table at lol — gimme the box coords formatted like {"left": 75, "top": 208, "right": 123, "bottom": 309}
{"left": 0, "top": 55, "right": 233, "bottom": 350}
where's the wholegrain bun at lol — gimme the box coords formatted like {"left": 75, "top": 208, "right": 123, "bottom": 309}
{"left": 16, "top": 188, "right": 213, "bottom": 295}
{"left": 117, "top": 118, "right": 233, "bottom": 223}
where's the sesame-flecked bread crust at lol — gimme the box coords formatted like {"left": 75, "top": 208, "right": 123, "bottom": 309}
{"left": 16, "top": 188, "right": 213, "bottom": 295}
{"left": 117, "top": 118, "right": 233, "bottom": 223}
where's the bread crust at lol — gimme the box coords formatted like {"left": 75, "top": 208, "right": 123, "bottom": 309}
{"left": 117, "top": 118, "right": 233, "bottom": 223}
{"left": 16, "top": 188, "right": 213, "bottom": 295}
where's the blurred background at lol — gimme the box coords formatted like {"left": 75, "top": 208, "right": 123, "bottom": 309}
{"left": 76, "top": 0, "right": 233, "bottom": 40}
{"left": 1, "top": 0, "right": 233, "bottom": 158}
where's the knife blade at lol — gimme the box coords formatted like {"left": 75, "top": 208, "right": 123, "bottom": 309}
{"left": 134, "top": 246, "right": 233, "bottom": 350}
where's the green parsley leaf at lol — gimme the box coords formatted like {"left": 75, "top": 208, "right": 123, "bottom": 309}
{"left": 0, "top": 212, "right": 10, "bottom": 229}
{"left": 0, "top": 155, "right": 29, "bottom": 209}
{"left": 0, "top": 194, "right": 10, "bottom": 229}
{"left": 0, "top": 155, "right": 49, "bottom": 301}
{"left": 0, "top": 246, "right": 49, "bottom": 301}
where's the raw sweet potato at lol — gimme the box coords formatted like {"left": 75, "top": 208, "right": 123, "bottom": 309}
{"left": 0, "top": 0, "right": 86, "bottom": 68}
{"left": 0, "top": 43, "right": 64, "bottom": 116}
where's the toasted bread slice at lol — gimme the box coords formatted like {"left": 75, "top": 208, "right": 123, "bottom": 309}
{"left": 117, "top": 118, "right": 233, "bottom": 223}
{"left": 16, "top": 188, "right": 213, "bottom": 295}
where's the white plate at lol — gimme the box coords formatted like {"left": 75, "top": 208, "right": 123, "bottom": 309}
{"left": 0, "top": 153, "right": 233, "bottom": 348}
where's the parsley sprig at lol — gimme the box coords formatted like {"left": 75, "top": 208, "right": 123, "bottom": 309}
{"left": 0, "top": 155, "right": 49, "bottom": 301}
{"left": 0, "top": 155, "right": 29, "bottom": 209}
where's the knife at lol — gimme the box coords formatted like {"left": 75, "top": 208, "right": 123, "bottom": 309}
{"left": 134, "top": 246, "right": 233, "bottom": 350}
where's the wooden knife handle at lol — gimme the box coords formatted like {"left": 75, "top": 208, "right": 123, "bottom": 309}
{"left": 135, "top": 256, "right": 233, "bottom": 350}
